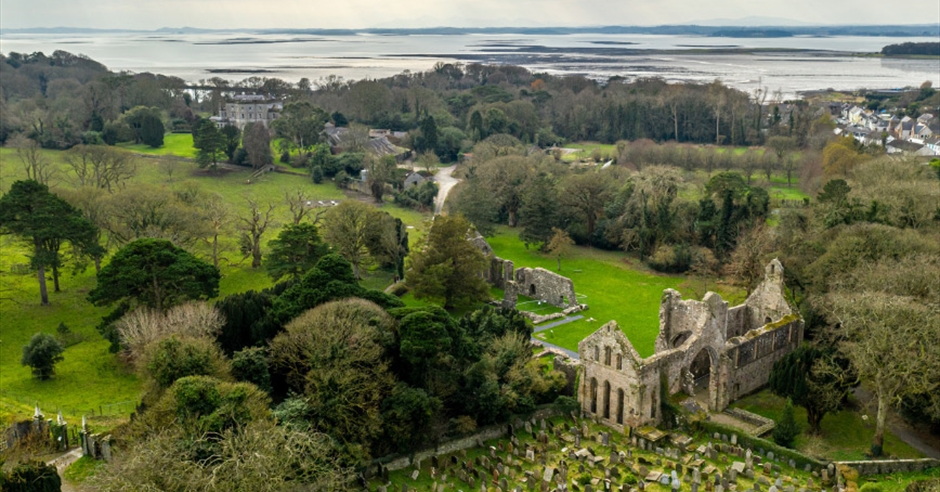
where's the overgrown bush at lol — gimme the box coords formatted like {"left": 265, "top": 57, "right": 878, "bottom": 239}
{"left": 0, "top": 459, "right": 62, "bottom": 492}
{"left": 142, "top": 335, "right": 231, "bottom": 397}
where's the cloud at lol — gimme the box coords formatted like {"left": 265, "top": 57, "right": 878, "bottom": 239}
{"left": 1, "top": 0, "right": 937, "bottom": 29}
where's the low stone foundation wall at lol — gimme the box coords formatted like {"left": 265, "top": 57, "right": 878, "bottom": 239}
{"left": 723, "top": 408, "right": 775, "bottom": 436}
{"left": 836, "top": 458, "right": 940, "bottom": 477}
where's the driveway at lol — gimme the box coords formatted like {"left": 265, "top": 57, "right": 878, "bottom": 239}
{"left": 434, "top": 164, "right": 459, "bottom": 215}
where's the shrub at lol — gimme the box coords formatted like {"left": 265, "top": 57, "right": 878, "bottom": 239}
{"left": 21, "top": 333, "right": 64, "bottom": 380}
{"left": 232, "top": 347, "right": 272, "bottom": 393}
{"left": 649, "top": 244, "right": 692, "bottom": 273}
{"left": 1, "top": 459, "right": 62, "bottom": 492}
{"left": 311, "top": 165, "right": 324, "bottom": 183}
{"left": 905, "top": 478, "right": 940, "bottom": 492}
{"left": 280, "top": 150, "right": 290, "bottom": 163}
{"left": 859, "top": 483, "right": 883, "bottom": 492}
{"left": 143, "top": 335, "right": 230, "bottom": 394}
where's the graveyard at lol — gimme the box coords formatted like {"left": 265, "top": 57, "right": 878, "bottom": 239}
{"left": 370, "top": 414, "right": 852, "bottom": 492}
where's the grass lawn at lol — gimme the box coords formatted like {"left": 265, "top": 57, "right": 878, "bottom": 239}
{"left": 732, "top": 389, "right": 924, "bottom": 461}
{"left": 117, "top": 133, "right": 196, "bottom": 158}
{"left": 0, "top": 238, "right": 140, "bottom": 427}
{"left": 563, "top": 142, "right": 618, "bottom": 162}
{"left": 768, "top": 186, "right": 810, "bottom": 201}
{"left": 486, "top": 228, "right": 744, "bottom": 357}
{"left": 0, "top": 147, "right": 432, "bottom": 428}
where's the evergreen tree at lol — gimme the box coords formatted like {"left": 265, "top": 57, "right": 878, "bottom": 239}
{"left": 140, "top": 113, "right": 164, "bottom": 148}
{"left": 715, "top": 189, "right": 735, "bottom": 258}
{"left": 407, "top": 215, "right": 489, "bottom": 309}
{"left": 518, "top": 172, "right": 559, "bottom": 247}
{"left": 220, "top": 124, "right": 241, "bottom": 162}
{"left": 773, "top": 398, "right": 800, "bottom": 448}
{"left": 265, "top": 223, "right": 329, "bottom": 282}
{"left": 21, "top": 332, "right": 65, "bottom": 380}
{"left": 0, "top": 180, "right": 102, "bottom": 305}
{"left": 417, "top": 115, "right": 439, "bottom": 155}
{"left": 193, "top": 119, "right": 226, "bottom": 168}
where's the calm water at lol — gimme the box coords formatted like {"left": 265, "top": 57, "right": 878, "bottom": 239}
{"left": 2, "top": 32, "right": 938, "bottom": 98}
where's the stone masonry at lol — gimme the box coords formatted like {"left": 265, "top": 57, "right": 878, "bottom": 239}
{"left": 577, "top": 259, "right": 803, "bottom": 430}
{"left": 472, "top": 234, "right": 579, "bottom": 310}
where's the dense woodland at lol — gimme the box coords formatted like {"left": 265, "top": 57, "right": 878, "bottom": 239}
{"left": 1, "top": 51, "right": 939, "bottom": 488}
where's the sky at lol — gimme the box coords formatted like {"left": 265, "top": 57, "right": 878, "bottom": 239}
{"left": 1, "top": 0, "right": 939, "bottom": 30}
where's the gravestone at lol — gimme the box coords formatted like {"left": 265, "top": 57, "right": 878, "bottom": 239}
{"left": 412, "top": 470, "right": 419, "bottom": 480}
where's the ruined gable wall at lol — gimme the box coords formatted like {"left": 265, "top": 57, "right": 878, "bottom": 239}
{"left": 744, "top": 259, "right": 792, "bottom": 330}
{"left": 510, "top": 267, "right": 578, "bottom": 309}
{"left": 578, "top": 322, "right": 662, "bottom": 429}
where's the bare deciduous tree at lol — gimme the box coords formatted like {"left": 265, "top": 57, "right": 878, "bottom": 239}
{"left": 283, "top": 188, "right": 327, "bottom": 225}
{"left": 201, "top": 193, "right": 229, "bottom": 269}
{"left": 11, "top": 134, "right": 58, "bottom": 185}
{"left": 64, "top": 144, "right": 136, "bottom": 192}
{"left": 116, "top": 302, "right": 224, "bottom": 360}
{"left": 238, "top": 199, "right": 276, "bottom": 268}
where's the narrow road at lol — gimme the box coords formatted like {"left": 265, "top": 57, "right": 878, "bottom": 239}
{"left": 434, "top": 165, "right": 459, "bottom": 215}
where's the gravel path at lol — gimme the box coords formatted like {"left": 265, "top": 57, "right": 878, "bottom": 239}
{"left": 47, "top": 447, "right": 83, "bottom": 492}
{"left": 533, "top": 315, "right": 584, "bottom": 332}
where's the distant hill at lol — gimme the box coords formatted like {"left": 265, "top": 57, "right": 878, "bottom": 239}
{"left": 2, "top": 24, "right": 938, "bottom": 38}
{"left": 881, "top": 42, "right": 940, "bottom": 56}
{"left": 709, "top": 29, "right": 793, "bottom": 38}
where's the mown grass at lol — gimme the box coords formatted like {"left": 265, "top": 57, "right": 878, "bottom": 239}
{"left": 732, "top": 390, "right": 923, "bottom": 461}
{"left": 117, "top": 133, "right": 197, "bottom": 158}
{"left": 0, "top": 237, "right": 141, "bottom": 425}
{"left": 487, "top": 228, "right": 744, "bottom": 357}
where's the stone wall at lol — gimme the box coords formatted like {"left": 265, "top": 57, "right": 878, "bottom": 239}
{"left": 507, "top": 267, "right": 578, "bottom": 309}
{"left": 578, "top": 259, "right": 804, "bottom": 429}
{"left": 374, "top": 406, "right": 564, "bottom": 473}
{"left": 835, "top": 459, "right": 940, "bottom": 477}
{"left": 470, "top": 234, "right": 580, "bottom": 311}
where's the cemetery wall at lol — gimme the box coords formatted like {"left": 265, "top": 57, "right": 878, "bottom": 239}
{"left": 835, "top": 459, "right": 940, "bottom": 477}
{"left": 374, "top": 406, "right": 565, "bottom": 473}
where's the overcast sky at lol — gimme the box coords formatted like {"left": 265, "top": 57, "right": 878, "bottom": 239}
{"left": 1, "top": 0, "right": 938, "bottom": 30}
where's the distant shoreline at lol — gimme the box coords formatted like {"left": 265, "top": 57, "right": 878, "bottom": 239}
{"left": 2, "top": 24, "right": 938, "bottom": 38}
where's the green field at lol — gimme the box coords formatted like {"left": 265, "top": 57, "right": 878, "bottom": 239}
{"left": 0, "top": 144, "right": 429, "bottom": 427}
{"left": 117, "top": 133, "right": 197, "bottom": 158}
{"left": 486, "top": 228, "right": 744, "bottom": 357}
{"left": 732, "top": 390, "right": 923, "bottom": 461}
{"left": 561, "top": 142, "right": 618, "bottom": 162}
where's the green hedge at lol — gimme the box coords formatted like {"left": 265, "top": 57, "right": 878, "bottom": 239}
{"left": 692, "top": 419, "right": 828, "bottom": 472}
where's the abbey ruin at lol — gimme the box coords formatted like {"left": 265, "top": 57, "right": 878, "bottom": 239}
{"left": 472, "top": 235, "right": 580, "bottom": 310}
{"left": 577, "top": 259, "right": 803, "bottom": 429}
